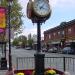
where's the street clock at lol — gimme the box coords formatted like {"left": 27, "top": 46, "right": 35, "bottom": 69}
{"left": 33, "top": 0, "right": 51, "bottom": 17}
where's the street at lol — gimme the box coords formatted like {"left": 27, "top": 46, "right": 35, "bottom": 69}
{"left": 0, "top": 47, "right": 74, "bottom": 75}
{"left": 11, "top": 47, "right": 75, "bottom": 57}
{"left": 6, "top": 47, "right": 74, "bottom": 75}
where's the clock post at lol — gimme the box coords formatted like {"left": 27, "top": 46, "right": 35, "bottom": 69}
{"left": 27, "top": 0, "right": 51, "bottom": 75}
{"left": 37, "top": 21, "right": 41, "bottom": 53}
{"left": 34, "top": 20, "right": 45, "bottom": 75}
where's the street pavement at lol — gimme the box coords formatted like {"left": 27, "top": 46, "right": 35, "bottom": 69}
{"left": 0, "top": 47, "right": 75, "bottom": 75}
{"left": 0, "top": 70, "right": 7, "bottom": 75}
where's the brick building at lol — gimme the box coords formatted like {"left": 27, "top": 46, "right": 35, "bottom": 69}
{"left": 44, "top": 19, "right": 75, "bottom": 49}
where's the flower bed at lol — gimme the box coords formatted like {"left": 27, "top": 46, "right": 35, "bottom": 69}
{"left": 14, "top": 68, "right": 64, "bottom": 75}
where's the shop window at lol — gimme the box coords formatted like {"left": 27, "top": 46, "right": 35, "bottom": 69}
{"left": 58, "top": 31, "right": 60, "bottom": 35}
{"left": 53, "top": 33, "right": 56, "bottom": 36}
{"left": 62, "top": 31, "right": 65, "bottom": 35}
{"left": 68, "top": 28, "right": 71, "bottom": 34}
{"left": 49, "top": 34, "right": 51, "bottom": 39}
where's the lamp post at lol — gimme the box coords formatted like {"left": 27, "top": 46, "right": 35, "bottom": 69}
{"left": 7, "top": 0, "right": 13, "bottom": 70}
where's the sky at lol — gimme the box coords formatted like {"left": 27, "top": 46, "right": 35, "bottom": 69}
{"left": 18, "top": 0, "right": 75, "bottom": 38}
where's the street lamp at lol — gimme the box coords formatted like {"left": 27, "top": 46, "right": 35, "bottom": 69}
{"left": 7, "top": 0, "right": 13, "bottom": 70}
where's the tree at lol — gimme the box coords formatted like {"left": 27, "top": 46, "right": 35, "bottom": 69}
{"left": 12, "top": 38, "right": 19, "bottom": 46}
{"left": 12, "top": 35, "right": 27, "bottom": 48}
{"left": 0, "top": 0, "right": 24, "bottom": 42}
{"left": 0, "top": 0, "right": 23, "bottom": 31}
{"left": 27, "top": 38, "right": 33, "bottom": 48}
{"left": 18, "top": 35, "right": 27, "bottom": 48}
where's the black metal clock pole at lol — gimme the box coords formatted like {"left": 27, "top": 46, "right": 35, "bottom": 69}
{"left": 34, "top": 20, "right": 45, "bottom": 75}
{"left": 37, "top": 21, "right": 41, "bottom": 53}
{"left": 27, "top": 1, "right": 51, "bottom": 75}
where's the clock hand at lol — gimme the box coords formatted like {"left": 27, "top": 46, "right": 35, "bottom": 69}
{"left": 40, "top": 6, "right": 43, "bottom": 9}
{"left": 40, "top": 6, "right": 47, "bottom": 10}
{"left": 39, "top": 4, "right": 43, "bottom": 9}
{"left": 39, "top": 3, "right": 44, "bottom": 9}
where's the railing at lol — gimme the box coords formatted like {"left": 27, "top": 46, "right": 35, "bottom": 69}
{"left": 16, "top": 57, "right": 34, "bottom": 70}
{"left": 16, "top": 56, "right": 75, "bottom": 73}
{"left": 45, "top": 57, "right": 75, "bottom": 73}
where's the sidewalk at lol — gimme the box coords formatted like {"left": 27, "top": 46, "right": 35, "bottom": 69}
{"left": 0, "top": 70, "right": 16, "bottom": 75}
{"left": 0, "top": 70, "right": 7, "bottom": 75}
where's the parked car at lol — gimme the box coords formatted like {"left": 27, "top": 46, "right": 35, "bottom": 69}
{"left": 16, "top": 46, "right": 21, "bottom": 49}
{"left": 42, "top": 48, "right": 47, "bottom": 52}
{"left": 62, "top": 47, "right": 75, "bottom": 54}
{"left": 48, "top": 48, "right": 54, "bottom": 53}
{"left": 25, "top": 47, "right": 31, "bottom": 50}
{"left": 48, "top": 47, "right": 58, "bottom": 53}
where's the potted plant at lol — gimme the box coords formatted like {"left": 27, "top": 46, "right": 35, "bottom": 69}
{"left": 45, "top": 69, "right": 56, "bottom": 75}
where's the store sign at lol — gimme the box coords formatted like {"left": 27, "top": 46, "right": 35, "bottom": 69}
{"left": 0, "top": 7, "right": 6, "bottom": 28}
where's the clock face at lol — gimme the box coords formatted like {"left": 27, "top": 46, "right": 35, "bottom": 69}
{"left": 33, "top": 0, "right": 50, "bottom": 17}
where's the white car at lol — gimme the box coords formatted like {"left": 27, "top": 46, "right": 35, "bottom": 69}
{"left": 42, "top": 48, "right": 47, "bottom": 52}
{"left": 25, "top": 47, "right": 31, "bottom": 50}
{"left": 48, "top": 47, "right": 58, "bottom": 53}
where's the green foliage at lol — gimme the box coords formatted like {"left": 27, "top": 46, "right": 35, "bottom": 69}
{"left": 12, "top": 35, "right": 27, "bottom": 48}
{"left": 12, "top": 38, "right": 19, "bottom": 46}
{"left": 19, "top": 35, "right": 27, "bottom": 48}
{"left": 0, "top": 0, "right": 23, "bottom": 31}
{"left": 10, "top": 0, "right": 23, "bottom": 31}
{"left": 27, "top": 39, "right": 33, "bottom": 48}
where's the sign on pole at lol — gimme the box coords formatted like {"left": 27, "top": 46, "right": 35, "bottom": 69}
{"left": 0, "top": 7, "right": 6, "bottom": 28}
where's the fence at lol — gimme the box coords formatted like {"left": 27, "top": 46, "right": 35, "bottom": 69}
{"left": 16, "top": 56, "right": 75, "bottom": 73}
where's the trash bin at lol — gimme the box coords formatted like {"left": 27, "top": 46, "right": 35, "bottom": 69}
{"left": 1, "top": 57, "right": 7, "bottom": 70}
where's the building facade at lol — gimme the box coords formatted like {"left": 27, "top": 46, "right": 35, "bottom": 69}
{"left": 44, "top": 19, "right": 75, "bottom": 48}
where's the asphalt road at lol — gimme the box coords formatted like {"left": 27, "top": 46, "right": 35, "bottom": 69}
{"left": 0, "top": 48, "right": 75, "bottom": 75}
{"left": 11, "top": 47, "right": 75, "bottom": 57}
{"left": 5, "top": 47, "right": 75, "bottom": 75}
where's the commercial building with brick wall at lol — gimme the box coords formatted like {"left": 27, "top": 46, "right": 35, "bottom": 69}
{"left": 44, "top": 19, "right": 75, "bottom": 49}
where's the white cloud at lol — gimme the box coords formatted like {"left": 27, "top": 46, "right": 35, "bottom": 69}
{"left": 51, "top": 0, "right": 75, "bottom": 8}
{"left": 18, "top": 0, "right": 28, "bottom": 15}
{"left": 21, "top": 26, "right": 46, "bottom": 37}
{"left": 50, "top": 0, "right": 58, "bottom": 8}
{"left": 22, "top": 27, "right": 37, "bottom": 36}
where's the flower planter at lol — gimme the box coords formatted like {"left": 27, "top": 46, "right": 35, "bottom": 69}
{"left": 14, "top": 68, "right": 64, "bottom": 75}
